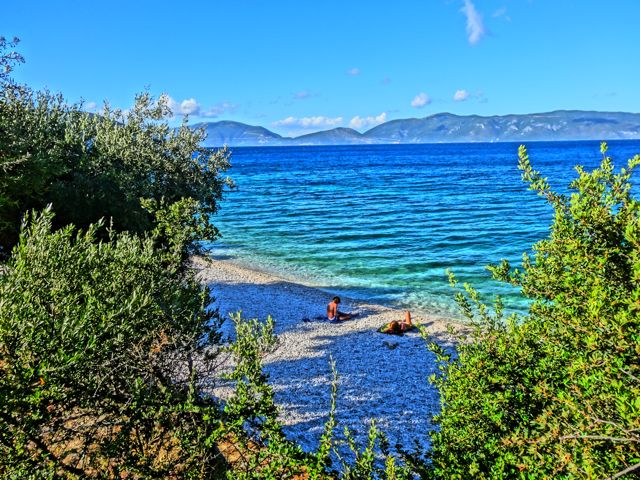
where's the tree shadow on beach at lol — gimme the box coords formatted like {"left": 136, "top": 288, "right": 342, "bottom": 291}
{"left": 204, "top": 275, "right": 459, "bottom": 457}
{"left": 261, "top": 327, "right": 455, "bottom": 457}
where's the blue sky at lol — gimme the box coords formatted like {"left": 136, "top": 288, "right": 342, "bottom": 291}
{"left": 3, "top": 0, "right": 639, "bottom": 136}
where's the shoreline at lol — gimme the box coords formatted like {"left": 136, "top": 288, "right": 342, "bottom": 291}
{"left": 203, "top": 247, "right": 463, "bottom": 323}
{"left": 194, "top": 254, "right": 463, "bottom": 454}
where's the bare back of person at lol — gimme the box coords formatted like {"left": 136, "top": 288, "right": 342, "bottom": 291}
{"left": 327, "top": 296, "right": 353, "bottom": 321}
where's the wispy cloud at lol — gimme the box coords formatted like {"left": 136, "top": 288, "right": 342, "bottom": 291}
{"left": 460, "top": 0, "right": 485, "bottom": 45}
{"left": 453, "top": 89, "right": 470, "bottom": 101}
{"left": 411, "top": 92, "right": 431, "bottom": 108}
{"left": 161, "top": 94, "right": 237, "bottom": 118}
{"left": 273, "top": 116, "right": 343, "bottom": 128}
{"left": 84, "top": 101, "right": 97, "bottom": 111}
{"left": 347, "top": 67, "right": 361, "bottom": 76}
{"left": 349, "top": 112, "right": 387, "bottom": 130}
{"left": 592, "top": 91, "right": 617, "bottom": 99}
{"left": 293, "top": 90, "right": 312, "bottom": 100}
{"left": 492, "top": 6, "right": 510, "bottom": 21}
{"left": 201, "top": 101, "right": 238, "bottom": 118}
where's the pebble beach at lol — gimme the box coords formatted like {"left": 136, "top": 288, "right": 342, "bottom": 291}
{"left": 194, "top": 255, "right": 462, "bottom": 454}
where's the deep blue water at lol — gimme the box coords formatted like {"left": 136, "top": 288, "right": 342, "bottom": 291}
{"left": 208, "top": 140, "right": 640, "bottom": 319}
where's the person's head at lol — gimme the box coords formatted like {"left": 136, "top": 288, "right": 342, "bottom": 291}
{"left": 332, "top": 296, "right": 341, "bottom": 304}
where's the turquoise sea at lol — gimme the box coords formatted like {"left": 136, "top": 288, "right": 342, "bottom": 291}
{"left": 207, "top": 140, "right": 640, "bottom": 319}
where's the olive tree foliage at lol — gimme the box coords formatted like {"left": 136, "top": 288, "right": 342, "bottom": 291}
{"left": 0, "top": 36, "right": 23, "bottom": 84}
{"left": 427, "top": 144, "right": 640, "bottom": 479}
{"left": 0, "top": 36, "right": 24, "bottom": 245}
{"left": 0, "top": 209, "right": 228, "bottom": 478}
{"left": 0, "top": 39, "right": 231, "bottom": 257}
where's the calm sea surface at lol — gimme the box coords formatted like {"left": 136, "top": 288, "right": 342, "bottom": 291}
{"left": 207, "top": 140, "right": 640, "bottom": 319}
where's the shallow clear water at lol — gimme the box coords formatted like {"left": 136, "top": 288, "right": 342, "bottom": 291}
{"left": 207, "top": 140, "right": 640, "bottom": 319}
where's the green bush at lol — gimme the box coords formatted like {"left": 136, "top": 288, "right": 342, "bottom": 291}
{"left": 427, "top": 144, "right": 640, "bottom": 479}
{"left": 0, "top": 77, "right": 231, "bottom": 256}
{"left": 0, "top": 208, "right": 226, "bottom": 478}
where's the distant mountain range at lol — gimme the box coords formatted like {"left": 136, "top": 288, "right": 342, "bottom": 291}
{"left": 192, "top": 111, "right": 640, "bottom": 147}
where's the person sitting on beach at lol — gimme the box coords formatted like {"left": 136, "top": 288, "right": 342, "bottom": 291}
{"left": 379, "top": 311, "right": 414, "bottom": 334}
{"left": 327, "top": 296, "right": 354, "bottom": 321}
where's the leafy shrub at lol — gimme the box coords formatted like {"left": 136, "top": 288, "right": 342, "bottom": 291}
{"left": 0, "top": 77, "right": 231, "bottom": 256}
{"left": 427, "top": 144, "right": 640, "bottom": 479}
{"left": 0, "top": 209, "right": 226, "bottom": 478}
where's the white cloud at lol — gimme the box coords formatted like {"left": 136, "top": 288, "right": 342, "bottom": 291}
{"left": 273, "top": 116, "right": 297, "bottom": 126}
{"left": 461, "top": 0, "right": 485, "bottom": 45}
{"left": 84, "top": 101, "right": 97, "bottom": 111}
{"left": 347, "top": 67, "right": 361, "bottom": 76}
{"left": 294, "top": 91, "right": 311, "bottom": 99}
{"left": 180, "top": 98, "right": 200, "bottom": 115}
{"left": 273, "top": 116, "right": 343, "bottom": 128}
{"left": 161, "top": 94, "right": 237, "bottom": 118}
{"left": 349, "top": 112, "right": 387, "bottom": 130}
{"left": 453, "top": 89, "right": 470, "bottom": 101}
{"left": 161, "top": 94, "right": 197, "bottom": 116}
{"left": 411, "top": 92, "right": 431, "bottom": 108}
